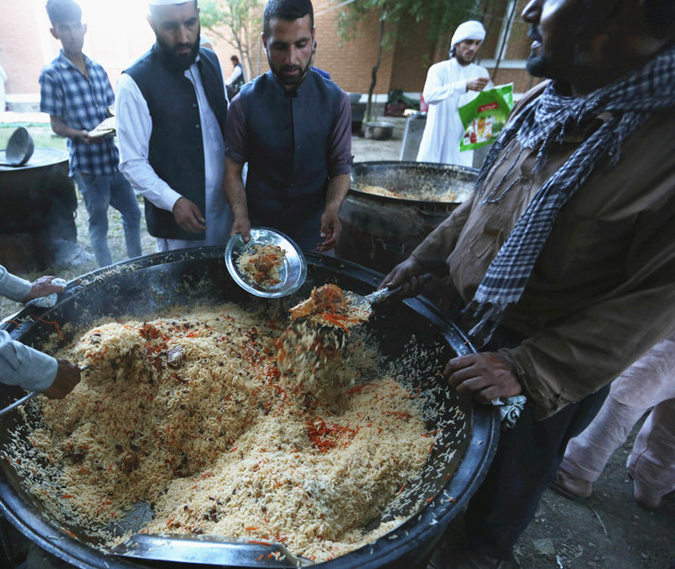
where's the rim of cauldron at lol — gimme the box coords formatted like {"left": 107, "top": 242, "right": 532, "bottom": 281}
{"left": 349, "top": 161, "right": 478, "bottom": 207}
{"left": 0, "top": 248, "right": 499, "bottom": 569}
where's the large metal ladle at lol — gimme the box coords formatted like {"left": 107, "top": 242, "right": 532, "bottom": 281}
{"left": 0, "top": 127, "right": 34, "bottom": 167}
{"left": 290, "top": 274, "right": 433, "bottom": 331}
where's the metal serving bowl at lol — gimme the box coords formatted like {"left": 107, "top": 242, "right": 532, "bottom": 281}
{"left": 225, "top": 227, "right": 307, "bottom": 298}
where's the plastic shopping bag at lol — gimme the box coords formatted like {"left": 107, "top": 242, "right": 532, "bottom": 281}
{"left": 459, "top": 83, "right": 514, "bottom": 151}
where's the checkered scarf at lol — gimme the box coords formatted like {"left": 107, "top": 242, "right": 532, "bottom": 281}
{"left": 464, "top": 45, "right": 675, "bottom": 344}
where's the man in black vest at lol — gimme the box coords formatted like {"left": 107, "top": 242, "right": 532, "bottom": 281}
{"left": 117, "top": 0, "right": 233, "bottom": 252}
{"left": 225, "top": 55, "right": 246, "bottom": 101}
{"left": 223, "top": 0, "right": 352, "bottom": 252}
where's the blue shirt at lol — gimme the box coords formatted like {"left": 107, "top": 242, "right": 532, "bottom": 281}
{"left": 39, "top": 50, "right": 118, "bottom": 176}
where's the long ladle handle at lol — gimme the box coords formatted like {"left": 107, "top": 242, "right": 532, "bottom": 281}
{"left": 367, "top": 273, "right": 434, "bottom": 305}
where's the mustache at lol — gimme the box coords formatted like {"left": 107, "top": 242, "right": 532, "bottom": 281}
{"left": 528, "top": 25, "right": 543, "bottom": 43}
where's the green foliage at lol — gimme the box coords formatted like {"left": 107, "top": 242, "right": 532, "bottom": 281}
{"left": 199, "top": 0, "right": 263, "bottom": 79}
{"left": 335, "top": 0, "right": 484, "bottom": 48}
{"left": 200, "top": 0, "right": 260, "bottom": 34}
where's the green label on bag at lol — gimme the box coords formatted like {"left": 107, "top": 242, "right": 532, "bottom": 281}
{"left": 459, "top": 83, "right": 514, "bottom": 151}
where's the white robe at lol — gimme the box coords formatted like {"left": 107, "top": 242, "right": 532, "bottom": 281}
{"left": 417, "top": 58, "right": 491, "bottom": 167}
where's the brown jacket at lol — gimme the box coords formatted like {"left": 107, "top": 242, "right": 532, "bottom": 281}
{"left": 412, "top": 82, "right": 675, "bottom": 419}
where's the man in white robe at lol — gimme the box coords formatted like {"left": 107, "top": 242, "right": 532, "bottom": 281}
{"left": 417, "top": 20, "right": 491, "bottom": 167}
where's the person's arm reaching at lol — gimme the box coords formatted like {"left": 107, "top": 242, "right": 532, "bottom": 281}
{"left": 318, "top": 92, "right": 353, "bottom": 251}
{"left": 223, "top": 156, "right": 251, "bottom": 242}
{"left": 223, "top": 94, "right": 252, "bottom": 241}
{"left": 379, "top": 193, "right": 476, "bottom": 294}
{"left": 0, "top": 331, "right": 80, "bottom": 398}
{"left": 317, "top": 173, "right": 349, "bottom": 252}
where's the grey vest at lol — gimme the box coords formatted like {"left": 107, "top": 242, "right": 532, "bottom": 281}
{"left": 125, "top": 46, "right": 227, "bottom": 240}
{"left": 238, "top": 70, "right": 343, "bottom": 250}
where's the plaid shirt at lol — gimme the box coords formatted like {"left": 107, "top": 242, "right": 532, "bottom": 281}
{"left": 39, "top": 51, "right": 118, "bottom": 176}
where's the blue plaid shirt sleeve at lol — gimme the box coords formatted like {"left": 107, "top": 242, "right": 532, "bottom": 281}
{"left": 39, "top": 67, "right": 65, "bottom": 117}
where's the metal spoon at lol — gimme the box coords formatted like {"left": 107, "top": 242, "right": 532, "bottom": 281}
{"left": 290, "top": 274, "right": 433, "bottom": 330}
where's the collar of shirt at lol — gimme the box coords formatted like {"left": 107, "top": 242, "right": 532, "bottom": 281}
{"left": 56, "top": 49, "right": 93, "bottom": 76}
{"left": 267, "top": 69, "right": 318, "bottom": 99}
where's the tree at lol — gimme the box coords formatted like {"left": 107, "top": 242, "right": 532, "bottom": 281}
{"left": 200, "top": 0, "right": 264, "bottom": 81}
{"left": 336, "top": 0, "right": 483, "bottom": 50}
{"left": 335, "top": 0, "right": 496, "bottom": 121}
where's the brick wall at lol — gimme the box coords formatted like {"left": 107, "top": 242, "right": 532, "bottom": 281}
{"left": 1, "top": 0, "right": 541, "bottom": 101}
{"left": 0, "top": 0, "right": 49, "bottom": 95}
{"left": 389, "top": 19, "right": 436, "bottom": 93}
{"left": 312, "top": 12, "right": 395, "bottom": 95}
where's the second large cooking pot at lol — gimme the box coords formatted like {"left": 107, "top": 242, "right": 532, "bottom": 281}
{"left": 337, "top": 161, "right": 478, "bottom": 274}
{"left": 0, "top": 248, "right": 497, "bottom": 569}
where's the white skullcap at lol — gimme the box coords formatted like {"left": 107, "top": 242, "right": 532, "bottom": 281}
{"left": 451, "top": 20, "right": 486, "bottom": 48}
{"left": 148, "top": 0, "right": 193, "bottom": 6}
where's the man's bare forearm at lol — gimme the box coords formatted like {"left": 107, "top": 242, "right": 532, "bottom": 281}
{"left": 223, "top": 157, "right": 248, "bottom": 218}
{"left": 324, "top": 173, "right": 350, "bottom": 215}
{"left": 49, "top": 115, "right": 86, "bottom": 140}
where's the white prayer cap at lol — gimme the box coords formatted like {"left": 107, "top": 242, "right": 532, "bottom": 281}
{"left": 148, "top": 0, "right": 193, "bottom": 6}
{"left": 451, "top": 20, "right": 486, "bottom": 47}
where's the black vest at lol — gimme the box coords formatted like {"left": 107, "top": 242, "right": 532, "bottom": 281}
{"left": 125, "top": 46, "right": 228, "bottom": 240}
{"left": 238, "top": 70, "right": 343, "bottom": 249}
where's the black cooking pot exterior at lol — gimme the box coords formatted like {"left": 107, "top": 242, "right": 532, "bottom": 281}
{"left": 0, "top": 248, "right": 498, "bottom": 569}
{"left": 337, "top": 161, "right": 478, "bottom": 274}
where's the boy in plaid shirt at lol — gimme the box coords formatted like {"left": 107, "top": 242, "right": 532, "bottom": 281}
{"left": 40, "top": 0, "right": 142, "bottom": 267}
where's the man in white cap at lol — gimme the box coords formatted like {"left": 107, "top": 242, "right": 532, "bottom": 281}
{"left": 116, "top": 0, "right": 233, "bottom": 252}
{"left": 417, "top": 20, "right": 491, "bottom": 167}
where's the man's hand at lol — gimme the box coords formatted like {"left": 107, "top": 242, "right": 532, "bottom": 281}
{"left": 76, "top": 130, "right": 105, "bottom": 145}
{"left": 42, "top": 359, "right": 81, "bottom": 399}
{"left": 230, "top": 215, "right": 251, "bottom": 243}
{"left": 173, "top": 197, "right": 207, "bottom": 234}
{"left": 378, "top": 256, "right": 427, "bottom": 297}
{"left": 316, "top": 209, "right": 341, "bottom": 252}
{"left": 444, "top": 352, "right": 522, "bottom": 402}
{"left": 22, "top": 276, "right": 65, "bottom": 302}
{"left": 467, "top": 77, "right": 490, "bottom": 92}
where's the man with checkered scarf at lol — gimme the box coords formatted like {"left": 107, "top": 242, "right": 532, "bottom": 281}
{"left": 381, "top": 1, "right": 675, "bottom": 567}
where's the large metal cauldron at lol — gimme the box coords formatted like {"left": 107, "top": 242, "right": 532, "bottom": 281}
{"left": 0, "top": 248, "right": 497, "bottom": 569}
{"left": 0, "top": 147, "right": 78, "bottom": 271}
{"left": 337, "top": 161, "right": 478, "bottom": 274}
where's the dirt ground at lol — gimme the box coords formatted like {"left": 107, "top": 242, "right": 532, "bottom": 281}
{"left": 0, "top": 120, "right": 673, "bottom": 568}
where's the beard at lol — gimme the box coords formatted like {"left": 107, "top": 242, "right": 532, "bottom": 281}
{"left": 268, "top": 52, "right": 313, "bottom": 87}
{"left": 157, "top": 28, "right": 200, "bottom": 72}
{"left": 455, "top": 51, "right": 474, "bottom": 66}
{"left": 525, "top": 25, "right": 548, "bottom": 78}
